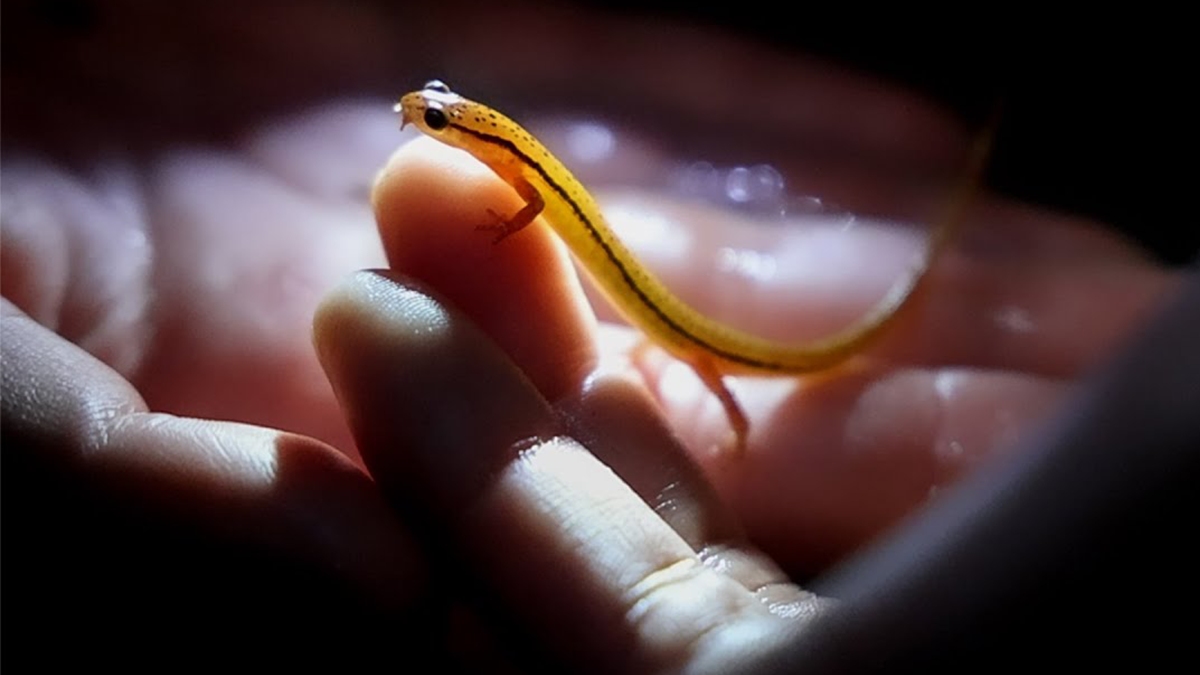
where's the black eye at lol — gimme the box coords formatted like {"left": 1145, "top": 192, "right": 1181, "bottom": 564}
{"left": 423, "top": 79, "right": 451, "bottom": 94}
{"left": 424, "top": 107, "right": 448, "bottom": 130}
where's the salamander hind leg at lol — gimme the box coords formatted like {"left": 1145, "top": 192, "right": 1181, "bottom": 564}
{"left": 689, "top": 357, "right": 750, "bottom": 458}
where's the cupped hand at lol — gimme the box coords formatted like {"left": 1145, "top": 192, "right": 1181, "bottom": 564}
{"left": 2, "top": 4, "right": 1182, "bottom": 666}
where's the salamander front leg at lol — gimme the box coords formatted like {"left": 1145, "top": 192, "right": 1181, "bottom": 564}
{"left": 476, "top": 175, "right": 546, "bottom": 244}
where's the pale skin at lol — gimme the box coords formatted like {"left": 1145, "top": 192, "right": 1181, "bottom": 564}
{"left": 0, "top": 1, "right": 1183, "bottom": 669}
{"left": 3, "top": 126, "right": 1179, "bottom": 671}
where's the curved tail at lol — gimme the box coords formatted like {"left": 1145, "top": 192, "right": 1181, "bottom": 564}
{"left": 757, "top": 107, "right": 1001, "bottom": 372}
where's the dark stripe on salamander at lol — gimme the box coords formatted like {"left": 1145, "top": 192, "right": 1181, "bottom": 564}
{"left": 449, "top": 122, "right": 786, "bottom": 371}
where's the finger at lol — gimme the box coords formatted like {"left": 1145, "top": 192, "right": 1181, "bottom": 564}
{"left": 372, "top": 136, "right": 599, "bottom": 403}
{"left": 1, "top": 299, "right": 422, "bottom": 612}
{"left": 313, "top": 272, "right": 819, "bottom": 673}
{"left": 372, "top": 139, "right": 745, "bottom": 548}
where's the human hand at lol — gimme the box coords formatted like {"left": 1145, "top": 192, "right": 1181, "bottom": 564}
{"left": 2, "top": 1, "right": 1183, "bottom": 668}
{"left": 280, "top": 133, "right": 1177, "bottom": 670}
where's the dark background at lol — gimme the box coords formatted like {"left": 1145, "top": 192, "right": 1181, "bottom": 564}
{"left": 637, "top": 8, "right": 1196, "bottom": 265}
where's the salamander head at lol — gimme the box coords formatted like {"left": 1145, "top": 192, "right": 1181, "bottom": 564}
{"left": 396, "top": 79, "right": 470, "bottom": 137}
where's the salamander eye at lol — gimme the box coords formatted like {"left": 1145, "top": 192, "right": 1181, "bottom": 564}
{"left": 423, "top": 79, "right": 451, "bottom": 94}
{"left": 423, "top": 107, "right": 448, "bottom": 130}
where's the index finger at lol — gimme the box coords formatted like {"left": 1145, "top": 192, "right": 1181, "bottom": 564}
{"left": 369, "top": 136, "right": 754, "bottom": 555}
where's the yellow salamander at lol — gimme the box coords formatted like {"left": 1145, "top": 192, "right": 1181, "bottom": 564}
{"left": 396, "top": 80, "right": 991, "bottom": 453}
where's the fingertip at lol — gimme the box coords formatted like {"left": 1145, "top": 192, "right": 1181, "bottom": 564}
{"left": 367, "top": 136, "right": 598, "bottom": 402}
{"left": 370, "top": 136, "right": 500, "bottom": 249}
{"left": 312, "top": 268, "right": 450, "bottom": 372}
